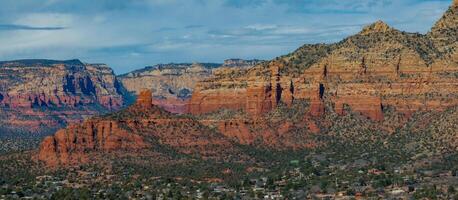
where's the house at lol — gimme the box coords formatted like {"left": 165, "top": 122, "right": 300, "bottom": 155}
{"left": 368, "top": 169, "right": 384, "bottom": 175}
{"left": 390, "top": 188, "right": 405, "bottom": 196}
{"left": 314, "top": 193, "right": 335, "bottom": 199}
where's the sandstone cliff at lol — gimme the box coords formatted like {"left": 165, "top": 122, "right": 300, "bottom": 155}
{"left": 118, "top": 60, "right": 262, "bottom": 113}
{"left": 189, "top": 61, "right": 292, "bottom": 116}
{"left": 38, "top": 90, "right": 241, "bottom": 166}
{"left": 34, "top": 0, "right": 458, "bottom": 168}
{"left": 118, "top": 63, "right": 215, "bottom": 114}
{"left": 118, "top": 63, "right": 216, "bottom": 99}
{"left": 189, "top": 1, "right": 458, "bottom": 123}
{"left": 38, "top": 120, "right": 149, "bottom": 166}
{"left": 0, "top": 59, "right": 125, "bottom": 135}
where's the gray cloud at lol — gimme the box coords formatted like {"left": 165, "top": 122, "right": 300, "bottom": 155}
{"left": 0, "top": 24, "right": 66, "bottom": 31}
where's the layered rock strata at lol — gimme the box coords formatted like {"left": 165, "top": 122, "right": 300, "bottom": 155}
{"left": 188, "top": 2, "right": 458, "bottom": 122}
{"left": 118, "top": 60, "right": 262, "bottom": 113}
{"left": 0, "top": 59, "right": 124, "bottom": 135}
{"left": 38, "top": 90, "right": 238, "bottom": 166}
{"left": 189, "top": 61, "right": 296, "bottom": 117}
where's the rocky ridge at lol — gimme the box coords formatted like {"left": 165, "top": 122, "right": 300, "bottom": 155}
{"left": 189, "top": 2, "right": 458, "bottom": 122}
{"left": 118, "top": 60, "right": 262, "bottom": 113}
{"left": 221, "top": 59, "right": 265, "bottom": 68}
{"left": 35, "top": 1, "right": 458, "bottom": 167}
{"left": 0, "top": 59, "right": 124, "bottom": 135}
{"left": 38, "top": 90, "right": 244, "bottom": 166}
{"left": 186, "top": 2, "right": 458, "bottom": 152}
{"left": 0, "top": 59, "right": 262, "bottom": 136}
{"left": 429, "top": 1, "right": 458, "bottom": 70}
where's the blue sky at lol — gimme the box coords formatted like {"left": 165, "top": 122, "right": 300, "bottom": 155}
{"left": 0, "top": 0, "right": 452, "bottom": 74}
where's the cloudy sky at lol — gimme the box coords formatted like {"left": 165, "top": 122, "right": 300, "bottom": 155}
{"left": 0, "top": 0, "right": 452, "bottom": 74}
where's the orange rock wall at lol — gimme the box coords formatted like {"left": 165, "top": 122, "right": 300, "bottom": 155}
{"left": 189, "top": 62, "right": 295, "bottom": 116}
{"left": 38, "top": 120, "right": 149, "bottom": 166}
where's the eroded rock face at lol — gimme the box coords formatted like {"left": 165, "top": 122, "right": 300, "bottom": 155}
{"left": 33, "top": 0, "right": 458, "bottom": 166}
{"left": 188, "top": 87, "right": 247, "bottom": 114}
{"left": 38, "top": 90, "right": 239, "bottom": 167}
{"left": 151, "top": 97, "right": 189, "bottom": 114}
{"left": 335, "top": 97, "right": 384, "bottom": 121}
{"left": 217, "top": 120, "right": 253, "bottom": 144}
{"left": 309, "top": 84, "right": 325, "bottom": 117}
{"left": 136, "top": 90, "right": 153, "bottom": 108}
{"left": 119, "top": 61, "right": 262, "bottom": 113}
{"left": 118, "top": 63, "right": 215, "bottom": 101}
{"left": 38, "top": 120, "right": 149, "bottom": 166}
{"left": 0, "top": 60, "right": 124, "bottom": 135}
{"left": 187, "top": 2, "right": 458, "bottom": 122}
{"left": 0, "top": 60, "right": 123, "bottom": 109}
{"left": 212, "top": 117, "right": 318, "bottom": 149}
{"left": 189, "top": 61, "right": 295, "bottom": 117}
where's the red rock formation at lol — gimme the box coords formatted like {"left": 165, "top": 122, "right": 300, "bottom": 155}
{"left": 270, "top": 64, "right": 281, "bottom": 108}
{"left": 335, "top": 96, "right": 384, "bottom": 121}
{"left": 34, "top": 2, "right": 458, "bottom": 168}
{"left": 310, "top": 98, "right": 325, "bottom": 117}
{"left": 0, "top": 60, "right": 124, "bottom": 135}
{"left": 205, "top": 116, "right": 319, "bottom": 149}
{"left": 151, "top": 97, "right": 190, "bottom": 114}
{"left": 119, "top": 61, "right": 262, "bottom": 114}
{"left": 309, "top": 83, "right": 325, "bottom": 117}
{"left": 218, "top": 120, "right": 254, "bottom": 144}
{"left": 0, "top": 61, "right": 123, "bottom": 110}
{"left": 282, "top": 80, "right": 294, "bottom": 107}
{"left": 136, "top": 90, "right": 152, "bottom": 108}
{"left": 186, "top": 8, "right": 458, "bottom": 125}
{"left": 189, "top": 61, "right": 294, "bottom": 117}
{"left": 188, "top": 86, "right": 246, "bottom": 114}
{"left": 38, "top": 120, "right": 149, "bottom": 166}
{"left": 246, "top": 84, "right": 273, "bottom": 116}
{"left": 37, "top": 91, "right": 241, "bottom": 167}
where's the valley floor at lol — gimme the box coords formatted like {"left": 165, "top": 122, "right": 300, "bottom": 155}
{"left": 1, "top": 103, "right": 458, "bottom": 199}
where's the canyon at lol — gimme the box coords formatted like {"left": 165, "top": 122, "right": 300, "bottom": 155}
{"left": 11, "top": 0, "right": 458, "bottom": 168}
{"left": 0, "top": 59, "right": 262, "bottom": 136}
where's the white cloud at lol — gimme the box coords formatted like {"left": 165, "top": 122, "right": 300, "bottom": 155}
{"left": 245, "top": 24, "right": 278, "bottom": 31}
{"left": 15, "top": 13, "right": 74, "bottom": 27}
{"left": 271, "top": 26, "right": 311, "bottom": 35}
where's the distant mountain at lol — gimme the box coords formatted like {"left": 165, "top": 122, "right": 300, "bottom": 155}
{"left": 117, "top": 59, "right": 262, "bottom": 113}
{"left": 0, "top": 58, "right": 263, "bottom": 137}
{"left": 118, "top": 63, "right": 217, "bottom": 99}
{"left": 0, "top": 59, "right": 85, "bottom": 68}
{"left": 0, "top": 59, "right": 125, "bottom": 136}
